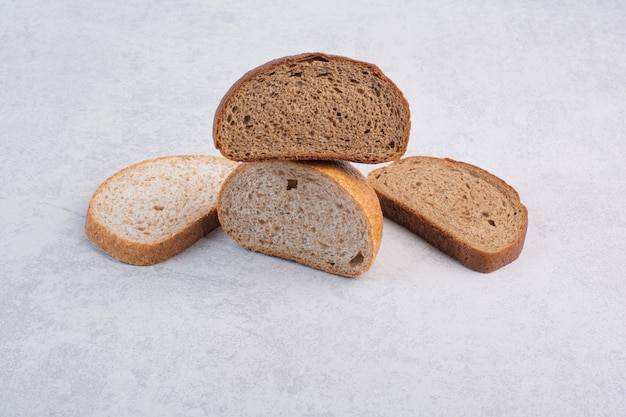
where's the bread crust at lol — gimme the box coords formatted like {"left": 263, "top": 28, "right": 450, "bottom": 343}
{"left": 85, "top": 155, "right": 236, "bottom": 266}
{"left": 369, "top": 157, "right": 528, "bottom": 273}
{"left": 218, "top": 160, "right": 383, "bottom": 277}
{"left": 85, "top": 207, "right": 219, "bottom": 266}
{"left": 213, "top": 52, "right": 411, "bottom": 164}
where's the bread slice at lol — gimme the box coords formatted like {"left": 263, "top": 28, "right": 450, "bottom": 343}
{"left": 213, "top": 52, "right": 411, "bottom": 164}
{"left": 217, "top": 160, "right": 383, "bottom": 277}
{"left": 85, "top": 155, "right": 239, "bottom": 265}
{"left": 368, "top": 156, "right": 528, "bottom": 272}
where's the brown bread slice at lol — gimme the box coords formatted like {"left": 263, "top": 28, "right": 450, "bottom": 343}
{"left": 368, "top": 156, "right": 528, "bottom": 272}
{"left": 217, "top": 160, "right": 383, "bottom": 277}
{"left": 85, "top": 155, "right": 239, "bottom": 265}
{"left": 213, "top": 52, "right": 411, "bottom": 164}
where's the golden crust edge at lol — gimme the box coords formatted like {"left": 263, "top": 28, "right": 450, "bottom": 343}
{"left": 85, "top": 208, "right": 220, "bottom": 266}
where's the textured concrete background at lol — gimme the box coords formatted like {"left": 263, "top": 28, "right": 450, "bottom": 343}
{"left": 1, "top": 1, "right": 625, "bottom": 416}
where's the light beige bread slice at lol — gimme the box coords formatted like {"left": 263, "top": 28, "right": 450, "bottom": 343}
{"left": 213, "top": 52, "right": 411, "bottom": 164}
{"left": 85, "top": 155, "right": 239, "bottom": 265}
{"left": 368, "top": 156, "right": 528, "bottom": 272}
{"left": 217, "top": 160, "right": 383, "bottom": 277}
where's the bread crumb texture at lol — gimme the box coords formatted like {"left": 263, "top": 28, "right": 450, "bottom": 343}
{"left": 88, "top": 155, "right": 237, "bottom": 244}
{"left": 214, "top": 53, "right": 410, "bottom": 163}
{"left": 218, "top": 160, "right": 382, "bottom": 277}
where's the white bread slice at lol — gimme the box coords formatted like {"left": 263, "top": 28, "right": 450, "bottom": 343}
{"left": 217, "top": 160, "right": 383, "bottom": 277}
{"left": 368, "top": 156, "right": 528, "bottom": 273}
{"left": 213, "top": 52, "right": 411, "bottom": 164}
{"left": 85, "top": 155, "right": 238, "bottom": 265}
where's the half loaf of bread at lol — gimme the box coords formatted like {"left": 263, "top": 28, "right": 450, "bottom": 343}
{"left": 218, "top": 160, "right": 383, "bottom": 277}
{"left": 85, "top": 155, "right": 239, "bottom": 265}
{"left": 368, "top": 156, "right": 528, "bottom": 272}
{"left": 213, "top": 52, "right": 411, "bottom": 164}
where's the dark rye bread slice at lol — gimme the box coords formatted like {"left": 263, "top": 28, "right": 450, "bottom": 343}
{"left": 217, "top": 160, "right": 383, "bottom": 277}
{"left": 85, "top": 155, "right": 239, "bottom": 265}
{"left": 213, "top": 52, "right": 411, "bottom": 164}
{"left": 368, "top": 156, "right": 528, "bottom": 272}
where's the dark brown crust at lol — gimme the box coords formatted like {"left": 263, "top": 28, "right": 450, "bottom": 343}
{"left": 369, "top": 157, "right": 528, "bottom": 273}
{"left": 213, "top": 52, "right": 411, "bottom": 164}
{"left": 84, "top": 155, "right": 234, "bottom": 266}
{"left": 217, "top": 160, "right": 383, "bottom": 277}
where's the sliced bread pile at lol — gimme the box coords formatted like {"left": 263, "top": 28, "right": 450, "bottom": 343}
{"left": 86, "top": 52, "right": 527, "bottom": 275}
{"left": 214, "top": 52, "right": 410, "bottom": 277}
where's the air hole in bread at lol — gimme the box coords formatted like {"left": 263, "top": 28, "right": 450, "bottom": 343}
{"left": 299, "top": 55, "right": 329, "bottom": 63}
{"left": 153, "top": 205, "right": 164, "bottom": 211}
{"left": 349, "top": 252, "right": 364, "bottom": 267}
{"left": 286, "top": 179, "right": 298, "bottom": 190}
{"left": 290, "top": 71, "right": 302, "bottom": 77}
{"left": 488, "top": 219, "right": 496, "bottom": 227}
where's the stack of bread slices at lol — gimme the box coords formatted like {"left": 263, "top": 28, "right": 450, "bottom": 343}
{"left": 86, "top": 52, "right": 527, "bottom": 276}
